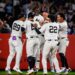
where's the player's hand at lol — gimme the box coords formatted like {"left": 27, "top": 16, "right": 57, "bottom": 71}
{"left": 33, "top": 23, "right": 37, "bottom": 28}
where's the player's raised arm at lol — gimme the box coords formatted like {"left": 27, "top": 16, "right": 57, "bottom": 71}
{"left": 34, "top": 23, "right": 46, "bottom": 35}
{"left": 39, "top": 24, "right": 46, "bottom": 33}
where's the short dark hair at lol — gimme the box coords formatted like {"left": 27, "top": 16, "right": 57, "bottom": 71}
{"left": 28, "top": 12, "right": 35, "bottom": 18}
{"left": 48, "top": 15, "right": 55, "bottom": 22}
{"left": 57, "top": 13, "right": 65, "bottom": 20}
{"left": 41, "top": 10, "right": 48, "bottom": 13}
{"left": 17, "top": 13, "right": 25, "bottom": 19}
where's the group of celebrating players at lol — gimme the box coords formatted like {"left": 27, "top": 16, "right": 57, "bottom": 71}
{"left": 5, "top": 10, "right": 71, "bottom": 75}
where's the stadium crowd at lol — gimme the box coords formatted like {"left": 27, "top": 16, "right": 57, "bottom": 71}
{"left": 0, "top": 0, "right": 75, "bottom": 34}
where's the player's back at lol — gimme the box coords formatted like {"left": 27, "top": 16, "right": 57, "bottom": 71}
{"left": 24, "top": 20, "right": 38, "bottom": 38}
{"left": 44, "top": 22, "right": 59, "bottom": 40}
{"left": 11, "top": 20, "right": 24, "bottom": 37}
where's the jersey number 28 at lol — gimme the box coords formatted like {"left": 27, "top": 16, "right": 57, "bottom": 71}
{"left": 13, "top": 23, "right": 20, "bottom": 31}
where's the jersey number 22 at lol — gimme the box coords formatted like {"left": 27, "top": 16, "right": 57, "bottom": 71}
{"left": 49, "top": 26, "right": 58, "bottom": 33}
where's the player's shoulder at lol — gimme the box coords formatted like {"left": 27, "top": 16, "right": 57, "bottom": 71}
{"left": 13, "top": 20, "right": 23, "bottom": 26}
{"left": 53, "top": 22, "right": 59, "bottom": 25}
{"left": 24, "top": 19, "right": 33, "bottom": 26}
{"left": 59, "top": 20, "right": 67, "bottom": 25}
{"left": 48, "top": 22, "right": 59, "bottom": 27}
{"left": 60, "top": 21, "right": 67, "bottom": 27}
{"left": 63, "top": 21, "right": 67, "bottom": 25}
{"left": 13, "top": 20, "right": 17, "bottom": 23}
{"left": 47, "top": 22, "right": 58, "bottom": 25}
{"left": 42, "top": 22, "right": 50, "bottom": 28}
{"left": 24, "top": 19, "right": 30, "bottom": 24}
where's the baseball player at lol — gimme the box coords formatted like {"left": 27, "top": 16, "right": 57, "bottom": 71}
{"left": 42, "top": 11, "right": 55, "bottom": 73}
{"left": 57, "top": 13, "right": 71, "bottom": 74}
{"left": 34, "top": 12, "right": 55, "bottom": 73}
{"left": 35, "top": 15, "right": 65, "bottom": 75}
{"left": 23, "top": 12, "right": 40, "bottom": 75}
{"left": 42, "top": 11, "right": 55, "bottom": 72}
{"left": 5, "top": 14, "right": 25, "bottom": 74}
{"left": 33, "top": 11, "right": 51, "bottom": 72}
{"left": 33, "top": 14, "right": 45, "bottom": 72}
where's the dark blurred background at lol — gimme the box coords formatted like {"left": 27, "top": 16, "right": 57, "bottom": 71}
{"left": 0, "top": 0, "right": 75, "bottom": 34}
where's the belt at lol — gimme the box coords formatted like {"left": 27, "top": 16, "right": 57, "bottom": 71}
{"left": 30, "top": 36, "right": 39, "bottom": 38}
{"left": 47, "top": 39, "right": 58, "bottom": 41}
{"left": 19, "top": 37, "right": 21, "bottom": 39}
{"left": 11, "top": 36, "right": 21, "bottom": 39}
{"left": 60, "top": 37, "right": 66, "bottom": 39}
{"left": 27, "top": 36, "right": 39, "bottom": 39}
{"left": 61, "top": 37, "right": 65, "bottom": 39}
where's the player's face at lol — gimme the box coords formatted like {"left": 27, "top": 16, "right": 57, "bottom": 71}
{"left": 57, "top": 15, "right": 64, "bottom": 22}
{"left": 29, "top": 17, "right": 33, "bottom": 21}
{"left": 22, "top": 17, "right": 25, "bottom": 21}
{"left": 42, "top": 12, "right": 49, "bottom": 19}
